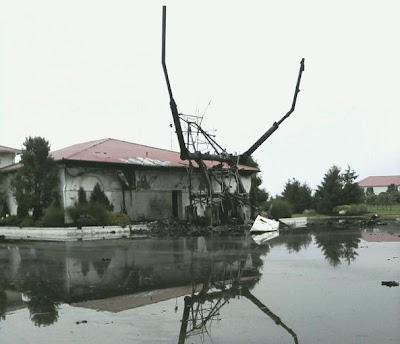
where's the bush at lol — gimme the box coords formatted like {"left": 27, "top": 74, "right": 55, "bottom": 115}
{"left": 0, "top": 199, "right": 10, "bottom": 218}
{"left": 67, "top": 203, "right": 111, "bottom": 227}
{"left": 303, "top": 209, "right": 316, "bottom": 215}
{"left": 20, "top": 216, "right": 35, "bottom": 227}
{"left": 350, "top": 203, "right": 368, "bottom": 215}
{"left": 90, "top": 183, "right": 114, "bottom": 211}
{"left": 0, "top": 215, "right": 20, "bottom": 226}
{"left": 333, "top": 205, "right": 352, "bottom": 215}
{"left": 67, "top": 203, "right": 87, "bottom": 225}
{"left": 109, "top": 212, "right": 131, "bottom": 227}
{"left": 270, "top": 199, "right": 292, "bottom": 218}
{"left": 333, "top": 204, "right": 368, "bottom": 216}
{"left": 78, "top": 187, "right": 87, "bottom": 204}
{"left": 42, "top": 205, "right": 65, "bottom": 227}
{"left": 87, "top": 203, "right": 111, "bottom": 225}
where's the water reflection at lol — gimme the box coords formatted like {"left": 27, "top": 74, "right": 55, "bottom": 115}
{"left": 268, "top": 228, "right": 362, "bottom": 267}
{"left": 314, "top": 230, "right": 361, "bottom": 266}
{"left": 0, "top": 226, "right": 374, "bottom": 329}
{"left": 178, "top": 267, "right": 299, "bottom": 344}
{"left": 270, "top": 231, "right": 313, "bottom": 253}
{"left": 0, "top": 235, "right": 262, "bottom": 326}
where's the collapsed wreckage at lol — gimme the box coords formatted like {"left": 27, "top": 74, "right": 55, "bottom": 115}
{"left": 161, "top": 6, "right": 305, "bottom": 226}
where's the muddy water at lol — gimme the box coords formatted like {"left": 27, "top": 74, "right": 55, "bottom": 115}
{"left": 0, "top": 223, "right": 399, "bottom": 343}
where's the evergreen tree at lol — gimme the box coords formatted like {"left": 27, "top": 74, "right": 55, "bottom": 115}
{"left": 314, "top": 165, "right": 343, "bottom": 214}
{"left": 11, "top": 137, "right": 58, "bottom": 219}
{"left": 90, "top": 183, "right": 114, "bottom": 211}
{"left": 365, "top": 186, "right": 374, "bottom": 196}
{"left": 281, "top": 178, "right": 312, "bottom": 213}
{"left": 78, "top": 187, "right": 87, "bottom": 204}
{"left": 314, "top": 165, "right": 364, "bottom": 214}
{"left": 242, "top": 156, "right": 269, "bottom": 216}
{"left": 341, "top": 165, "right": 364, "bottom": 205}
{"left": 387, "top": 183, "right": 396, "bottom": 194}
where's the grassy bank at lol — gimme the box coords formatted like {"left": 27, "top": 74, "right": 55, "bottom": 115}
{"left": 293, "top": 204, "right": 400, "bottom": 220}
{"left": 366, "top": 204, "right": 400, "bottom": 218}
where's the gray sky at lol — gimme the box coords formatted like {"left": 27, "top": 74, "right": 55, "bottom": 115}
{"left": 1, "top": 0, "right": 399, "bottom": 196}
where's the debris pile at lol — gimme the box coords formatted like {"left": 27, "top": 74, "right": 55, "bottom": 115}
{"left": 148, "top": 217, "right": 191, "bottom": 237}
{"left": 381, "top": 281, "right": 399, "bottom": 287}
{"left": 147, "top": 217, "right": 249, "bottom": 238}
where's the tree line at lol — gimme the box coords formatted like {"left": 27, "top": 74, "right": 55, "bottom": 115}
{"left": 249, "top": 162, "right": 399, "bottom": 218}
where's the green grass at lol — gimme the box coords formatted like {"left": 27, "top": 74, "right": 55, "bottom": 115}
{"left": 366, "top": 204, "right": 400, "bottom": 218}
{"left": 292, "top": 204, "right": 400, "bottom": 220}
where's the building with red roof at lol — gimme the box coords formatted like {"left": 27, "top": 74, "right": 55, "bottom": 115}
{"left": 1, "top": 138, "right": 257, "bottom": 222}
{"left": 357, "top": 175, "right": 400, "bottom": 194}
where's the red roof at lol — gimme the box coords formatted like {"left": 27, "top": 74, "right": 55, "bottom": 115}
{"left": 358, "top": 175, "right": 400, "bottom": 187}
{"left": 0, "top": 145, "right": 21, "bottom": 154}
{"left": 50, "top": 138, "right": 258, "bottom": 172}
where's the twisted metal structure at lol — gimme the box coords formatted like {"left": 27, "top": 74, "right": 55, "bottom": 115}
{"left": 161, "top": 6, "right": 305, "bottom": 224}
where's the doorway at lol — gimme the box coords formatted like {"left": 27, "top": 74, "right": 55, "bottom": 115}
{"left": 172, "top": 190, "right": 181, "bottom": 218}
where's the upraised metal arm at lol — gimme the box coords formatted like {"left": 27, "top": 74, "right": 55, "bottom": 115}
{"left": 162, "top": 6, "right": 305, "bottom": 166}
{"left": 162, "top": 6, "right": 189, "bottom": 160}
{"left": 240, "top": 58, "right": 305, "bottom": 160}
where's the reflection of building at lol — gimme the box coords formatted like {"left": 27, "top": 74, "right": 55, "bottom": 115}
{"left": 362, "top": 231, "right": 400, "bottom": 242}
{"left": 0, "top": 236, "right": 260, "bottom": 317}
{"left": 358, "top": 175, "right": 400, "bottom": 194}
{"left": 1, "top": 138, "right": 257, "bottom": 222}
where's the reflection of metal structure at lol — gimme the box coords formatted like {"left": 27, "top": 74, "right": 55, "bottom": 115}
{"left": 162, "top": 6, "right": 305, "bottom": 225}
{"left": 178, "top": 260, "right": 299, "bottom": 344}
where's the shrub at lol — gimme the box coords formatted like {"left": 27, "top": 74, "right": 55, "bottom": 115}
{"left": 67, "top": 203, "right": 111, "bottom": 227}
{"left": 42, "top": 205, "right": 65, "bottom": 227}
{"left": 270, "top": 199, "right": 292, "bottom": 218}
{"left": 87, "top": 203, "right": 111, "bottom": 226}
{"left": 78, "top": 187, "right": 87, "bottom": 204}
{"left": 333, "top": 204, "right": 368, "bottom": 216}
{"left": 66, "top": 204, "right": 87, "bottom": 225}
{"left": 20, "top": 216, "right": 35, "bottom": 227}
{"left": 350, "top": 203, "right": 368, "bottom": 215}
{"left": 109, "top": 212, "right": 131, "bottom": 227}
{"left": 0, "top": 199, "right": 10, "bottom": 218}
{"left": 90, "top": 183, "right": 114, "bottom": 211}
{"left": 333, "top": 205, "right": 352, "bottom": 215}
{"left": 303, "top": 209, "right": 316, "bottom": 215}
{"left": 0, "top": 215, "right": 20, "bottom": 226}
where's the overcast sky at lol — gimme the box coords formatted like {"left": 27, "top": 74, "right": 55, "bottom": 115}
{"left": 1, "top": 0, "right": 399, "bottom": 196}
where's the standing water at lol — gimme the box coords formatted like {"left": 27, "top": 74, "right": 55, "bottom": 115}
{"left": 0, "top": 223, "right": 399, "bottom": 343}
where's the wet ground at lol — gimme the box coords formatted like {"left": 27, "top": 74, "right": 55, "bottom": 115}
{"left": 1, "top": 222, "right": 399, "bottom": 343}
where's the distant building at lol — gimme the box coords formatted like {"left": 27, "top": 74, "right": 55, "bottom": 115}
{"left": 1, "top": 138, "right": 257, "bottom": 222}
{"left": 0, "top": 145, "right": 20, "bottom": 169}
{"left": 0, "top": 145, "right": 21, "bottom": 216}
{"left": 357, "top": 175, "right": 400, "bottom": 194}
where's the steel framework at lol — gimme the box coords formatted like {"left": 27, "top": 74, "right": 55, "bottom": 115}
{"left": 161, "top": 6, "right": 305, "bottom": 225}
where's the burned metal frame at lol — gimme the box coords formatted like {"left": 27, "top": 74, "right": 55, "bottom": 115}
{"left": 162, "top": 6, "right": 305, "bottom": 224}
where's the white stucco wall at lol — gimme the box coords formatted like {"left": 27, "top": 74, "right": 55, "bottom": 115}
{"left": 2, "top": 163, "right": 253, "bottom": 222}
{"left": 61, "top": 166, "right": 190, "bottom": 221}
{"left": 361, "top": 185, "right": 399, "bottom": 194}
{"left": 1, "top": 174, "right": 18, "bottom": 216}
{"left": 0, "top": 155, "right": 15, "bottom": 169}
{"left": 60, "top": 165, "right": 253, "bottom": 222}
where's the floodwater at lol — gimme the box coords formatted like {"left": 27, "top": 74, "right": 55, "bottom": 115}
{"left": 1, "top": 223, "right": 399, "bottom": 343}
